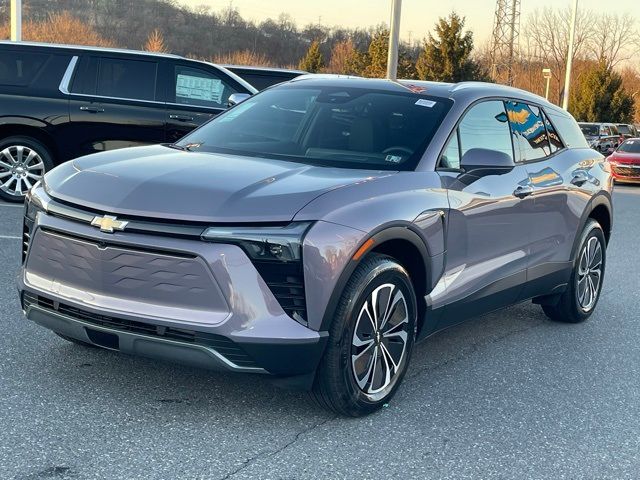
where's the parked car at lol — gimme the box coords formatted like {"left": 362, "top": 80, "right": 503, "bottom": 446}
{"left": 579, "top": 122, "right": 622, "bottom": 152}
{"left": 19, "top": 77, "right": 612, "bottom": 416}
{"left": 615, "top": 123, "right": 639, "bottom": 139}
{"left": 0, "top": 41, "right": 257, "bottom": 201}
{"left": 224, "top": 65, "right": 306, "bottom": 90}
{"left": 607, "top": 137, "right": 640, "bottom": 183}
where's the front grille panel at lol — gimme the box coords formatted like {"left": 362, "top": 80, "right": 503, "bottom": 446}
{"left": 612, "top": 165, "right": 640, "bottom": 178}
{"left": 253, "top": 260, "right": 307, "bottom": 323}
{"left": 26, "top": 229, "right": 227, "bottom": 314}
{"left": 22, "top": 292, "right": 257, "bottom": 367}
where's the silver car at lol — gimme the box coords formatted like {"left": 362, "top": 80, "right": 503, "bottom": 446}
{"left": 19, "top": 77, "right": 613, "bottom": 416}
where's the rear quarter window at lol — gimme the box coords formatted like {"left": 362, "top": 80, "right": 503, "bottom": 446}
{"left": 547, "top": 111, "right": 589, "bottom": 149}
{"left": 0, "top": 51, "right": 50, "bottom": 86}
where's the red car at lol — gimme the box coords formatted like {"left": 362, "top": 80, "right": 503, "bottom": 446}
{"left": 608, "top": 138, "right": 640, "bottom": 183}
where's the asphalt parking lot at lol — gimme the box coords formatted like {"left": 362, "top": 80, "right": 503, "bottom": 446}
{"left": 1, "top": 186, "right": 639, "bottom": 480}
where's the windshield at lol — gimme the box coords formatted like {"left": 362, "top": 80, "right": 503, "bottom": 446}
{"left": 178, "top": 85, "right": 452, "bottom": 170}
{"left": 580, "top": 124, "right": 598, "bottom": 136}
{"left": 618, "top": 139, "right": 640, "bottom": 153}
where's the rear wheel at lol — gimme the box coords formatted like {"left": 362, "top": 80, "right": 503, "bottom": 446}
{"left": 542, "top": 219, "right": 606, "bottom": 323}
{"left": 311, "top": 254, "right": 417, "bottom": 416}
{"left": 0, "top": 136, "right": 54, "bottom": 202}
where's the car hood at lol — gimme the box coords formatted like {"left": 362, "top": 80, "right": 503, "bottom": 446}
{"left": 609, "top": 151, "right": 640, "bottom": 164}
{"left": 44, "top": 145, "right": 393, "bottom": 223}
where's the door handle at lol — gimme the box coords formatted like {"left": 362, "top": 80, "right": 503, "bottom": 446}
{"left": 570, "top": 172, "right": 589, "bottom": 186}
{"left": 513, "top": 185, "right": 534, "bottom": 198}
{"left": 79, "top": 105, "right": 104, "bottom": 113}
{"left": 169, "top": 114, "right": 195, "bottom": 122}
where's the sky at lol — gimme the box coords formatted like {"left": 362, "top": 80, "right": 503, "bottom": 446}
{"left": 177, "top": 0, "right": 640, "bottom": 46}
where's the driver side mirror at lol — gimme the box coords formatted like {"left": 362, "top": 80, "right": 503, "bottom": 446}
{"left": 461, "top": 148, "right": 514, "bottom": 173}
{"left": 227, "top": 93, "right": 251, "bottom": 107}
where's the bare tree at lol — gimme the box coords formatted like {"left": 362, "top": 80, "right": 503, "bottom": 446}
{"left": 590, "top": 13, "right": 639, "bottom": 68}
{"left": 524, "top": 6, "right": 595, "bottom": 104}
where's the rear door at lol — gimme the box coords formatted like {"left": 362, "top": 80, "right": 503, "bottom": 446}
{"left": 517, "top": 106, "right": 595, "bottom": 298}
{"left": 67, "top": 54, "right": 166, "bottom": 159}
{"left": 165, "top": 62, "right": 241, "bottom": 143}
{"left": 437, "top": 100, "right": 535, "bottom": 326}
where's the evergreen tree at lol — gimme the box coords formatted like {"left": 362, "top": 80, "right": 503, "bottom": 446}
{"left": 361, "top": 28, "right": 416, "bottom": 79}
{"left": 299, "top": 40, "right": 325, "bottom": 73}
{"left": 415, "top": 12, "right": 487, "bottom": 82}
{"left": 570, "top": 60, "right": 635, "bottom": 122}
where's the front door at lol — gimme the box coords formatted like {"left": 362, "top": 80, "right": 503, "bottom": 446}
{"left": 436, "top": 100, "right": 534, "bottom": 327}
{"left": 165, "top": 63, "right": 240, "bottom": 143}
{"left": 66, "top": 55, "right": 166, "bottom": 159}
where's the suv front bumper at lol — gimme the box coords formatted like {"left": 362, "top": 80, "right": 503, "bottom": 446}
{"left": 18, "top": 213, "right": 328, "bottom": 379}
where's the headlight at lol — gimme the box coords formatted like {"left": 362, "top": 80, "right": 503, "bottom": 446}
{"left": 201, "top": 222, "right": 312, "bottom": 262}
{"left": 24, "top": 181, "right": 50, "bottom": 220}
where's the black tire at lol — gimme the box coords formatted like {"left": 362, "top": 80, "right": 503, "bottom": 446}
{"left": 55, "top": 332, "right": 97, "bottom": 348}
{"left": 311, "top": 253, "right": 417, "bottom": 416}
{"left": 0, "top": 136, "right": 54, "bottom": 202}
{"left": 542, "top": 219, "right": 606, "bottom": 323}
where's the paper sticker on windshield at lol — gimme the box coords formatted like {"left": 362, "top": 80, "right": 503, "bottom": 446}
{"left": 385, "top": 155, "right": 403, "bottom": 163}
{"left": 415, "top": 99, "right": 436, "bottom": 108}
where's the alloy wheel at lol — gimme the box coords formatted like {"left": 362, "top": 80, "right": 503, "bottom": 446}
{"left": 351, "top": 283, "right": 409, "bottom": 396}
{"left": 577, "top": 236, "right": 603, "bottom": 311}
{"left": 0, "top": 145, "right": 45, "bottom": 198}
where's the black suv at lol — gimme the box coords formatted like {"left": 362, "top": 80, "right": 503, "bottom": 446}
{"left": 0, "top": 41, "right": 256, "bottom": 201}
{"left": 224, "top": 65, "right": 306, "bottom": 90}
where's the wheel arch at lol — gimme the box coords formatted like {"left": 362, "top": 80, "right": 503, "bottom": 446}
{"left": 570, "top": 192, "right": 612, "bottom": 261}
{"left": 0, "top": 122, "right": 59, "bottom": 165}
{"left": 319, "top": 224, "right": 432, "bottom": 334}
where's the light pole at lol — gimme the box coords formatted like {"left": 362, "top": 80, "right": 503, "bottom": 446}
{"left": 10, "top": 0, "right": 22, "bottom": 41}
{"left": 562, "top": 0, "right": 578, "bottom": 110}
{"left": 542, "top": 68, "right": 552, "bottom": 101}
{"left": 386, "top": 0, "right": 402, "bottom": 80}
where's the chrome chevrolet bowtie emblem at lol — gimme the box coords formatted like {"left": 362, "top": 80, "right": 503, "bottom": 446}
{"left": 91, "top": 215, "right": 128, "bottom": 233}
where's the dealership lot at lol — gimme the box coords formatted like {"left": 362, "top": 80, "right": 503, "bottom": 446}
{"left": 1, "top": 187, "right": 639, "bottom": 479}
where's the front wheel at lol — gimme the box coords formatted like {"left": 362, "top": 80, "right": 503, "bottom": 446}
{"left": 542, "top": 219, "right": 606, "bottom": 323}
{"left": 0, "top": 136, "right": 54, "bottom": 202}
{"left": 311, "top": 254, "right": 417, "bottom": 416}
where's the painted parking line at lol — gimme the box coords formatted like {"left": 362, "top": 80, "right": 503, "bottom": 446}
{"left": 0, "top": 235, "right": 20, "bottom": 239}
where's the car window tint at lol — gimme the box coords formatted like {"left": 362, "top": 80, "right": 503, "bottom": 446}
{"left": 506, "top": 101, "right": 551, "bottom": 161}
{"left": 174, "top": 66, "right": 237, "bottom": 108}
{"left": 440, "top": 132, "right": 461, "bottom": 169}
{"left": 542, "top": 111, "right": 563, "bottom": 153}
{"left": 547, "top": 111, "right": 589, "bottom": 148}
{"left": 70, "top": 56, "right": 98, "bottom": 94}
{"left": 618, "top": 139, "right": 640, "bottom": 153}
{"left": 232, "top": 73, "right": 279, "bottom": 91}
{"left": 96, "top": 57, "right": 157, "bottom": 101}
{"left": 0, "top": 51, "right": 49, "bottom": 86}
{"left": 458, "top": 100, "right": 513, "bottom": 163}
{"left": 178, "top": 86, "right": 452, "bottom": 171}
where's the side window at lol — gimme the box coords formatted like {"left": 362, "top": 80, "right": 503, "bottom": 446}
{"left": 96, "top": 57, "right": 157, "bottom": 101}
{"left": 0, "top": 51, "right": 49, "bottom": 86}
{"left": 458, "top": 100, "right": 514, "bottom": 163}
{"left": 505, "top": 101, "right": 550, "bottom": 161}
{"left": 439, "top": 131, "right": 461, "bottom": 169}
{"left": 547, "top": 111, "right": 589, "bottom": 148}
{"left": 173, "top": 66, "right": 237, "bottom": 108}
{"left": 70, "top": 56, "right": 98, "bottom": 95}
{"left": 542, "top": 111, "right": 563, "bottom": 153}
